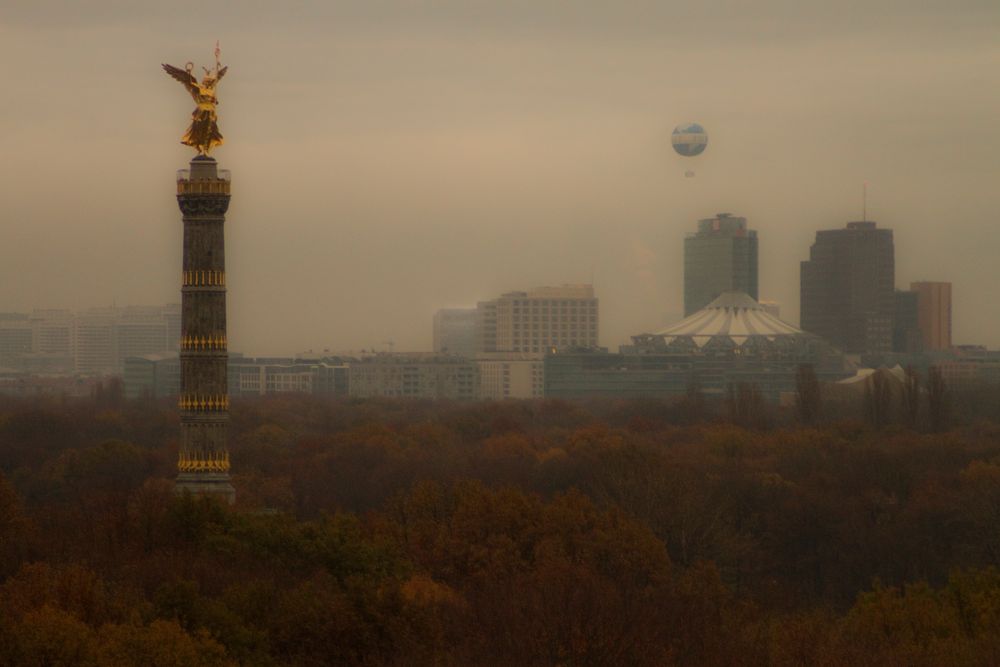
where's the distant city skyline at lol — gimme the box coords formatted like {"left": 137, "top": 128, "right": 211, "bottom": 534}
{"left": 2, "top": 1, "right": 998, "bottom": 353}
{"left": 0, "top": 304, "right": 180, "bottom": 374}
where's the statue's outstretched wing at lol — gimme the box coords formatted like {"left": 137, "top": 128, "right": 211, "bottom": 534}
{"left": 162, "top": 63, "right": 198, "bottom": 96}
{"left": 216, "top": 65, "right": 228, "bottom": 81}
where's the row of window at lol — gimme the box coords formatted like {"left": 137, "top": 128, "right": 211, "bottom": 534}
{"left": 510, "top": 315, "right": 597, "bottom": 323}
{"left": 503, "top": 299, "right": 596, "bottom": 308}
{"left": 511, "top": 323, "right": 597, "bottom": 331}
{"left": 510, "top": 335, "right": 597, "bottom": 342}
{"left": 508, "top": 308, "right": 597, "bottom": 317}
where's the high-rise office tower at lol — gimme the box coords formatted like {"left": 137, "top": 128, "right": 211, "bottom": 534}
{"left": 800, "top": 221, "right": 895, "bottom": 354}
{"left": 910, "top": 281, "right": 952, "bottom": 350}
{"left": 683, "top": 213, "right": 758, "bottom": 316}
{"left": 175, "top": 156, "right": 234, "bottom": 503}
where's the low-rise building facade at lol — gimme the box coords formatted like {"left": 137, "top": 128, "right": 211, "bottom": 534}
{"left": 348, "top": 353, "right": 478, "bottom": 400}
{"left": 478, "top": 353, "right": 545, "bottom": 399}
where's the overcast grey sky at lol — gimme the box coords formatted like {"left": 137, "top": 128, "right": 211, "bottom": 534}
{"left": 1, "top": 0, "right": 998, "bottom": 353}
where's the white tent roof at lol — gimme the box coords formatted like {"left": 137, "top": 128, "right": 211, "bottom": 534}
{"left": 651, "top": 292, "right": 806, "bottom": 348}
{"left": 836, "top": 365, "right": 907, "bottom": 385}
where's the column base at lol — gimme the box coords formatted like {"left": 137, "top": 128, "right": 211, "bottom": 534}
{"left": 174, "top": 472, "right": 236, "bottom": 505}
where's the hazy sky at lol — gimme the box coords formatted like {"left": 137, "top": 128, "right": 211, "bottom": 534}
{"left": 2, "top": 0, "right": 998, "bottom": 354}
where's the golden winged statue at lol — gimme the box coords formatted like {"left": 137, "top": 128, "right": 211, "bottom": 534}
{"left": 162, "top": 43, "right": 228, "bottom": 155}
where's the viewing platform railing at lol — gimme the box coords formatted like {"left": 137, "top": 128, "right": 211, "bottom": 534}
{"left": 176, "top": 169, "right": 232, "bottom": 195}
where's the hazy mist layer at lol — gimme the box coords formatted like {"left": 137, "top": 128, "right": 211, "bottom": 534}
{"left": 2, "top": 0, "right": 998, "bottom": 354}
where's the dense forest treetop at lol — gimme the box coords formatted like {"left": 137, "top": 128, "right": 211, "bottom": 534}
{"left": 1, "top": 392, "right": 1000, "bottom": 665}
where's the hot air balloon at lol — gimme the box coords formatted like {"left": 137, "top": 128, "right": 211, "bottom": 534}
{"left": 671, "top": 122, "right": 707, "bottom": 177}
{"left": 671, "top": 122, "right": 708, "bottom": 157}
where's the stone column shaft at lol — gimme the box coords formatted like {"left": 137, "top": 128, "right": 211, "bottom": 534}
{"left": 174, "top": 155, "right": 235, "bottom": 503}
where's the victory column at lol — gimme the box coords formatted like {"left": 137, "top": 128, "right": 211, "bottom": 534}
{"left": 163, "top": 45, "right": 235, "bottom": 503}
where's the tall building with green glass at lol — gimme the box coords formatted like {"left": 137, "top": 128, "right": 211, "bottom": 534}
{"left": 683, "top": 213, "right": 758, "bottom": 316}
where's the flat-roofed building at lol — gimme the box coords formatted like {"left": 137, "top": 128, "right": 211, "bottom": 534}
{"left": 230, "top": 358, "right": 316, "bottom": 396}
{"left": 433, "top": 308, "right": 478, "bottom": 357}
{"left": 478, "top": 353, "right": 545, "bottom": 399}
{"left": 801, "top": 221, "right": 895, "bottom": 354}
{"left": 229, "top": 356, "right": 349, "bottom": 397}
{"left": 75, "top": 306, "right": 181, "bottom": 375}
{"left": 125, "top": 353, "right": 351, "bottom": 399}
{"left": 911, "top": 281, "right": 952, "bottom": 350}
{"left": 477, "top": 284, "right": 598, "bottom": 355}
{"left": 4, "top": 304, "right": 184, "bottom": 376}
{"left": 123, "top": 352, "right": 181, "bottom": 399}
{"left": 115, "top": 304, "right": 181, "bottom": 370}
{"left": 348, "top": 353, "right": 478, "bottom": 400}
{"left": 0, "top": 315, "right": 32, "bottom": 367}
{"left": 74, "top": 308, "right": 118, "bottom": 374}
{"left": 9, "top": 310, "right": 74, "bottom": 375}
{"left": 31, "top": 309, "right": 73, "bottom": 358}
{"left": 468, "top": 285, "right": 599, "bottom": 396}
{"left": 933, "top": 348, "right": 1000, "bottom": 391}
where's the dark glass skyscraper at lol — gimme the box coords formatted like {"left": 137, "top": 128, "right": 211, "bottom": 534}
{"left": 683, "top": 213, "right": 758, "bottom": 316}
{"left": 800, "top": 221, "right": 895, "bottom": 355}
{"left": 893, "top": 289, "right": 921, "bottom": 354}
